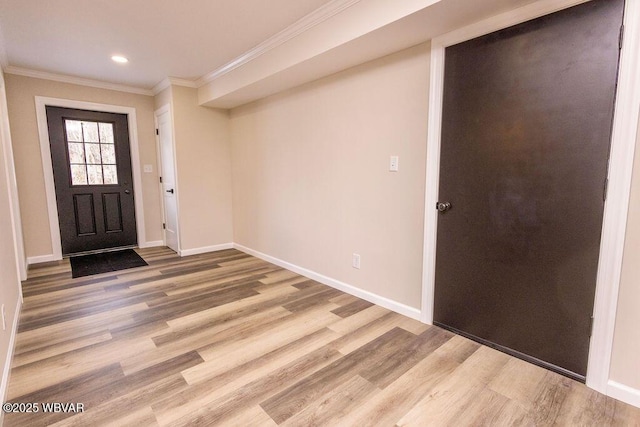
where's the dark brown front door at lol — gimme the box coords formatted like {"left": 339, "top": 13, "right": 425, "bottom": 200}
{"left": 434, "top": 0, "right": 624, "bottom": 381}
{"left": 46, "top": 107, "right": 137, "bottom": 256}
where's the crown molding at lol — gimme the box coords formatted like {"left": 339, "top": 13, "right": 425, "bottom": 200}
{"left": 152, "top": 77, "right": 198, "bottom": 95}
{"left": 168, "top": 77, "right": 198, "bottom": 88}
{"left": 3, "top": 66, "right": 154, "bottom": 96}
{"left": 196, "top": 0, "right": 362, "bottom": 87}
{"left": 152, "top": 78, "right": 171, "bottom": 95}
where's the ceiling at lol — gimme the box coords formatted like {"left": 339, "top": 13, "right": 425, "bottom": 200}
{"left": 0, "top": 0, "right": 547, "bottom": 106}
{"left": 0, "top": 0, "right": 331, "bottom": 89}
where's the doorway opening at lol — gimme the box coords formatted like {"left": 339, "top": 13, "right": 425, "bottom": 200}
{"left": 46, "top": 107, "right": 138, "bottom": 256}
{"left": 35, "top": 97, "right": 147, "bottom": 261}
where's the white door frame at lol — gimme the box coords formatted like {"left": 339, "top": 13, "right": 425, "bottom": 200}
{"left": 154, "top": 103, "right": 181, "bottom": 253}
{"left": 421, "top": 0, "right": 640, "bottom": 394}
{"left": 35, "top": 96, "right": 147, "bottom": 260}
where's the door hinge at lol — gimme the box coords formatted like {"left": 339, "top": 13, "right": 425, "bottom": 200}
{"left": 163, "top": 223, "right": 166, "bottom": 230}
{"left": 156, "top": 128, "right": 159, "bottom": 136}
{"left": 619, "top": 25, "right": 624, "bottom": 50}
{"left": 603, "top": 178, "right": 609, "bottom": 202}
{"left": 159, "top": 176, "right": 163, "bottom": 183}
{"left": 590, "top": 316, "right": 594, "bottom": 337}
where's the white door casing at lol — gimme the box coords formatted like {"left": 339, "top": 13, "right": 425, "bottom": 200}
{"left": 155, "top": 104, "right": 180, "bottom": 253}
{"left": 35, "top": 96, "right": 147, "bottom": 262}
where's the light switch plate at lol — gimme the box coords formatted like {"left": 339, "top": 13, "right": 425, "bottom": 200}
{"left": 143, "top": 164, "right": 153, "bottom": 173}
{"left": 390, "top": 156, "right": 399, "bottom": 172}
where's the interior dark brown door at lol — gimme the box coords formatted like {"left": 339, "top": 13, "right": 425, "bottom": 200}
{"left": 46, "top": 107, "right": 137, "bottom": 256}
{"left": 434, "top": 0, "right": 624, "bottom": 381}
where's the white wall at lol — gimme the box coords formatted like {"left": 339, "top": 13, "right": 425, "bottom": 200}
{"left": 168, "top": 85, "right": 234, "bottom": 253}
{"left": 0, "top": 67, "right": 22, "bottom": 413}
{"left": 230, "top": 43, "right": 430, "bottom": 309}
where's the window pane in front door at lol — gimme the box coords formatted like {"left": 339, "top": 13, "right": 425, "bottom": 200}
{"left": 64, "top": 120, "right": 118, "bottom": 185}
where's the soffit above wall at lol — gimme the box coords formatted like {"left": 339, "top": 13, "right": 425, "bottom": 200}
{"left": 197, "top": 0, "right": 540, "bottom": 108}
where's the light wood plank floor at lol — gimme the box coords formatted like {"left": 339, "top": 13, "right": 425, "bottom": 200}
{"left": 3, "top": 247, "right": 640, "bottom": 426}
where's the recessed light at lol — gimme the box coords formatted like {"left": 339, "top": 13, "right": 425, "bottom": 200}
{"left": 111, "top": 55, "right": 128, "bottom": 64}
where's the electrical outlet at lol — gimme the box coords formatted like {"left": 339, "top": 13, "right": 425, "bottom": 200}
{"left": 352, "top": 253, "right": 361, "bottom": 269}
{"left": 1, "top": 304, "right": 5, "bottom": 331}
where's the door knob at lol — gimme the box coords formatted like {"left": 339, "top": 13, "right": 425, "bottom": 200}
{"left": 166, "top": 189, "right": 174, "bottom": 194}
{"left": 436, "top": 201, "right": 451, "bottom": 212}
{"left": 124, "top": 189, "right": 131, "bottom": 194}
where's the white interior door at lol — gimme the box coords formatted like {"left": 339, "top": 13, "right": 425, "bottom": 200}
{"left": 156, "top": 107, "right": 179, "bottom": 253}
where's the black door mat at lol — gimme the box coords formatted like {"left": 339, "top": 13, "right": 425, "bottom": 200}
{"left": 70, "top": 249, "right": 148, "bottom": 278}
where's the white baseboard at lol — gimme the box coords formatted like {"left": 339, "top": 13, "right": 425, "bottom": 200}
{"left": 608, "top": 380, "right": 640, "bottom": 408}
{"left": 233, "top": 244, "right": 422, "bottom": 321}
{"left": 139, "top": 240, "right": 164, "bottom": 248}
{"left": 0, "top": 298, "right": 22, "bottom": 408}
{"left": 180, "top": 243, "right": 234, "bottom": 257}
{"left": 26, "top": 254, "right": 60, "bottom": 265}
